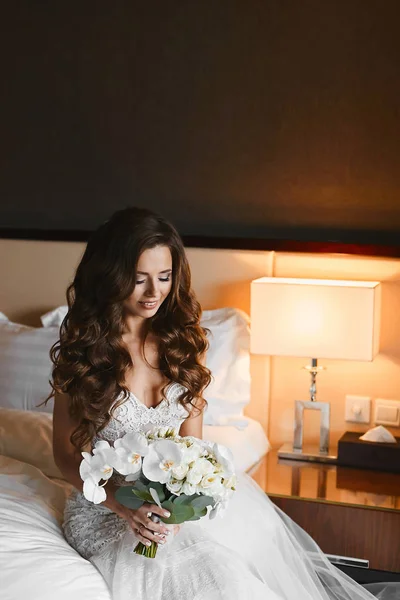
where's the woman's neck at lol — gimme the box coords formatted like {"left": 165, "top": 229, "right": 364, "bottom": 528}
{"left": 122, "top": 314, "right": 149, "bottom": 341}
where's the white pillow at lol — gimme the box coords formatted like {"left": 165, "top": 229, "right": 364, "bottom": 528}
{"left": 201, "top": 308, "right": 251, "bottom": 427}
{"left": 41, "top": 306, "right": 252, "bottom": 427}
{"left": 40, "top": 305, "right": 67, "bottom": 327}
{"left": 0, "top": 313, "right": 56, "bottom": 412}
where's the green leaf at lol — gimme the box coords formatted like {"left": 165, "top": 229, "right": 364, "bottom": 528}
{"left": 190, "top": 506, "right": 208, "bottom": 521}
{"left": 172, "top": 493, "right": 198, "bottom": 506}
{"left": 191, "top": 495, "right": 214, "bottom": 510}
{"left": 134, "top": 479, "right": 148, "bottom": 492}
{"left": 149, "top": 481, "right": 166, "bottom": 503}
{"left": 115, "top": 487, "right": 145, "bottom": 510}
{"left": 132, "top": 489, "right": 153, "bottom": 502}
{"left": 161, "top": 499, "right": 195, "bottom": 524}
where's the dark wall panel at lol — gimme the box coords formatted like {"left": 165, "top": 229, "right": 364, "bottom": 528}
{"left": 1, "top": 2, "right": 400, "bottom": 245}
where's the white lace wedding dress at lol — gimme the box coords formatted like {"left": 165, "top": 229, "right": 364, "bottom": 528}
{"left": 63, "top": 383, "right": 397, "bottom": 600}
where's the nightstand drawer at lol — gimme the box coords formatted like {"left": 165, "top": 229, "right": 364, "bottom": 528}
{"left": 270, "top": 496, "right": 400, "bottom": 572}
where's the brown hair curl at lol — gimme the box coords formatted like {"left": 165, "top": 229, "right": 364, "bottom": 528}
{"left": 44, "top": 207, "right": 211, "bottom": 451}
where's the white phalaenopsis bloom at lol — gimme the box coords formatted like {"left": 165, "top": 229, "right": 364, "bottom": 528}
{"left": 181, "top": 481, "right": 197, "bottom": 495}
{"left": 142, "top": 439, "right": 184, "bottom": 483}
{"left": 180, "top": 439, "right": 204, "bottom": 464}
{"left": 212, "top": 443, "right": 235, "bottom": 477}
{"left": 166, "top": 479, "right": 184, "bottom": 495}
{"left": 80, "top": 440, "right": 115, "bottom": 504}
{"left": 199, "top": 474, "right": 223, "bottom": 496}
{"left": 113, "top": 432, "right": 149, "bottom": 481}
{"left": 171, "top": 462, "right": 189, "bottom": 480}
{"left": 186, "top": 457, "right": 215, "bottom": 485}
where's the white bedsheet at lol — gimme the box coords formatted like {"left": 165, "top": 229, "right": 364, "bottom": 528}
{"left": 0, "top": 421, "right": 269, "bottom": 600}
{"left": 0, "top": 455, "right": 111, "bottom": 600}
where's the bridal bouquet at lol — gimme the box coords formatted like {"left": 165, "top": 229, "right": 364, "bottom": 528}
{"left": 79, "top": 427, "right": 236, "bottom": 558}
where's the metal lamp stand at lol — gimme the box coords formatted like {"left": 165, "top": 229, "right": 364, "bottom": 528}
{"left": 278, "top": 358, "right": 338, "bottom": 464}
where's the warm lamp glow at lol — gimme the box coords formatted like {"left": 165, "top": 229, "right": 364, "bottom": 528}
{"left": 251, "top": 277, "right": 381, "bottom": 361}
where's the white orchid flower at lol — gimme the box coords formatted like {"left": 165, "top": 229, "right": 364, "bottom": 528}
{"left": 200, "top": 474, "right": 223, "bottom": 496}
{"left": 212, "top": 443, "right": 235, "bottom": 477}
{"left": 171, "top": 463, "right": 189, "bottom": 480}
{"left": 223, "top": 474, "right": 237, "bottom": 490}
{"left": 113, "top": 432, "right": 148, "bottom": 479}
{"left": 186, "top": 458, "right": 214, "bottom": 485}
{"left": 181, "top": 481, "right": 197, "bottom": 495}
{"left": 181, "top": 440, "right": 204, "bottom": 464}
{"left": 142, "top": 439, "right": 183, "bottom": 483}
{"left": 79, "top": 441, "right": 115, "bottom": 504}
{"left": 166, "top": 479, "right": 183, "bottom": 495}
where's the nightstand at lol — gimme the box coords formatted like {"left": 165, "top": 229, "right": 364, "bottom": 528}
{"left": 251, "top": 451, "right": 400, "bottom": 577}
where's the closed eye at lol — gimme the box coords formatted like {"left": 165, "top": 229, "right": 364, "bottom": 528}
{"left": 135, "top": 277, "right": 171, "bottom": 285}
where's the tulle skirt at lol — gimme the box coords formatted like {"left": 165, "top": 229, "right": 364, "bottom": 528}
{"left": 64, "top": 472, "right": 399, "bottom": 600}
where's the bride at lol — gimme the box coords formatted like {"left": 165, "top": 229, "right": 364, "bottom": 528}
{"left": 49, "top": 207, "right": 397, "bottom": 600}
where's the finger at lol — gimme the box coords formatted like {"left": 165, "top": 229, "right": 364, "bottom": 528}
{"left": 143, "top": 503, "right": 171, "bottom": 521}
{"left": 135, "top": 528, "right": 152, "bottom": 547}
{"left": 140, "top": 505, "right": 171, "bottom": 535}
{"left": 142, "top": 516, "right": 171, "bottom": 536}
{"left": 137, "top": 524, "right": 167, "bottom": 545}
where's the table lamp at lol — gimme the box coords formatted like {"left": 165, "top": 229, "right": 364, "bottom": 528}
{"left": 250, "top": 277, "right": 381, "bottom": 463}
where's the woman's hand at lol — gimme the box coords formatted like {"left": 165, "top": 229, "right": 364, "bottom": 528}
{"left": 116, "top": 502, "right": 175, "bottom": 547}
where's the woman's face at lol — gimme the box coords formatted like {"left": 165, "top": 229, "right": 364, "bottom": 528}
{"left": 124, "top": 245, "right": 173, "bottom": 319}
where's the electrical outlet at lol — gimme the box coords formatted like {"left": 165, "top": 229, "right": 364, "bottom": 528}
{"left": 345, "top": 395, "right": 371, "bottom": 424}
{"left": 374, "top": 399, "right": 400, "bottom": 427}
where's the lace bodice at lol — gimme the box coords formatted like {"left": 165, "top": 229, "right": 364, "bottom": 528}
{"left": 93, "top": 382, "right": 189, "bottom": 445}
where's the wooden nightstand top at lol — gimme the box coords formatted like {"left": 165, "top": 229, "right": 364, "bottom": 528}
{"left": 251, "top": 450, "right": 400, "bottom": 513}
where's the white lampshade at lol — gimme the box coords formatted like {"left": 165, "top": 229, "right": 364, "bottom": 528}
{"left": 251, "top": 277, "right": 381, "bottom": 361}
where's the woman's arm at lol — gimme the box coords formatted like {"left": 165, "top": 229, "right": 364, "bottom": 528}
{"left": 53, "top": 391, "right": 171, "bottom": 546}
{"left": 53, "top": 390, "right": 86, "bottom": 494}
{"left": 53, "top": 391, "right": 127, "bottom": 512}
{"left": 179, "top": 352, "right": 206, "bottom": 440}
{"left": 179, "top": 350, "right": 208, "bottom": 438}
{"left": 179, "top": 397, "right": 205, "bottom": 438}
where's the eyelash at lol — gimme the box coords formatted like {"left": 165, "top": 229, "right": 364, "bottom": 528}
{"left": 135, "top": 277, "right": 171, "bottom": 285}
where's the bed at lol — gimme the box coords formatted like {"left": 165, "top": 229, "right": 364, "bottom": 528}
{"left": 0, "top": 297, "right": 270, "bottom": 599}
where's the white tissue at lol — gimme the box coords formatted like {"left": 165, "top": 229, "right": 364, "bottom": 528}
{"left": 359, "top": 425, "right": 397, "bottom": 443}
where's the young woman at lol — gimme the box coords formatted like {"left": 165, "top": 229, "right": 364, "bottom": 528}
{"left": 50, "top": 207, "right": 393, "bottom": 600}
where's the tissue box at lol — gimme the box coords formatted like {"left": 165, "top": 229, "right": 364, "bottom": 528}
{"left": 337, "top": 431, "right": 400, "bottom": 474}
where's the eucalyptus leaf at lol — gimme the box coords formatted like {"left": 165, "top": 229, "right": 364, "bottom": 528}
{"left": 161, "top": 500, "right": 195, "bottom": 524}
{"left": 149, "top": 481, "right": 166, "bottom": 503}
{"left": 134, "top": 479, "right": 148, "bottom": 492}
{"left": 149, "top": 487, "right": 162, "bottom": 508}
{"left": 172, "top": 493, "right": 198, "bottom": 506}
{"left": 115, "top": 487, "right": 145, "bottom": 510}
{"left": 191, "top": 495, "right": 214, "bottom": 510}
{"left": 190, "top": 506, "right": 208, "bottom": 521}
{"left": 132, "top": 489, "right": 153, "bottom": 502}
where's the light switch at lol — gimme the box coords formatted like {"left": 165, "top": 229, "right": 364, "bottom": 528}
{"left": 345, "top": 395, "right": 371, "bottom": 424}
{"left": 374, "top": 399, "right": 400, "bottom": 427}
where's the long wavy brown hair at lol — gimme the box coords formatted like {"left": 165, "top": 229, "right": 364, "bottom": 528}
{"left": 44, "top": 207, "right": 211, "bottom": 451}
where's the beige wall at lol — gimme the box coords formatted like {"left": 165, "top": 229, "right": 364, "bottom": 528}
{"left": 2, "top": 239, "right": 400, "bottom": 448}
